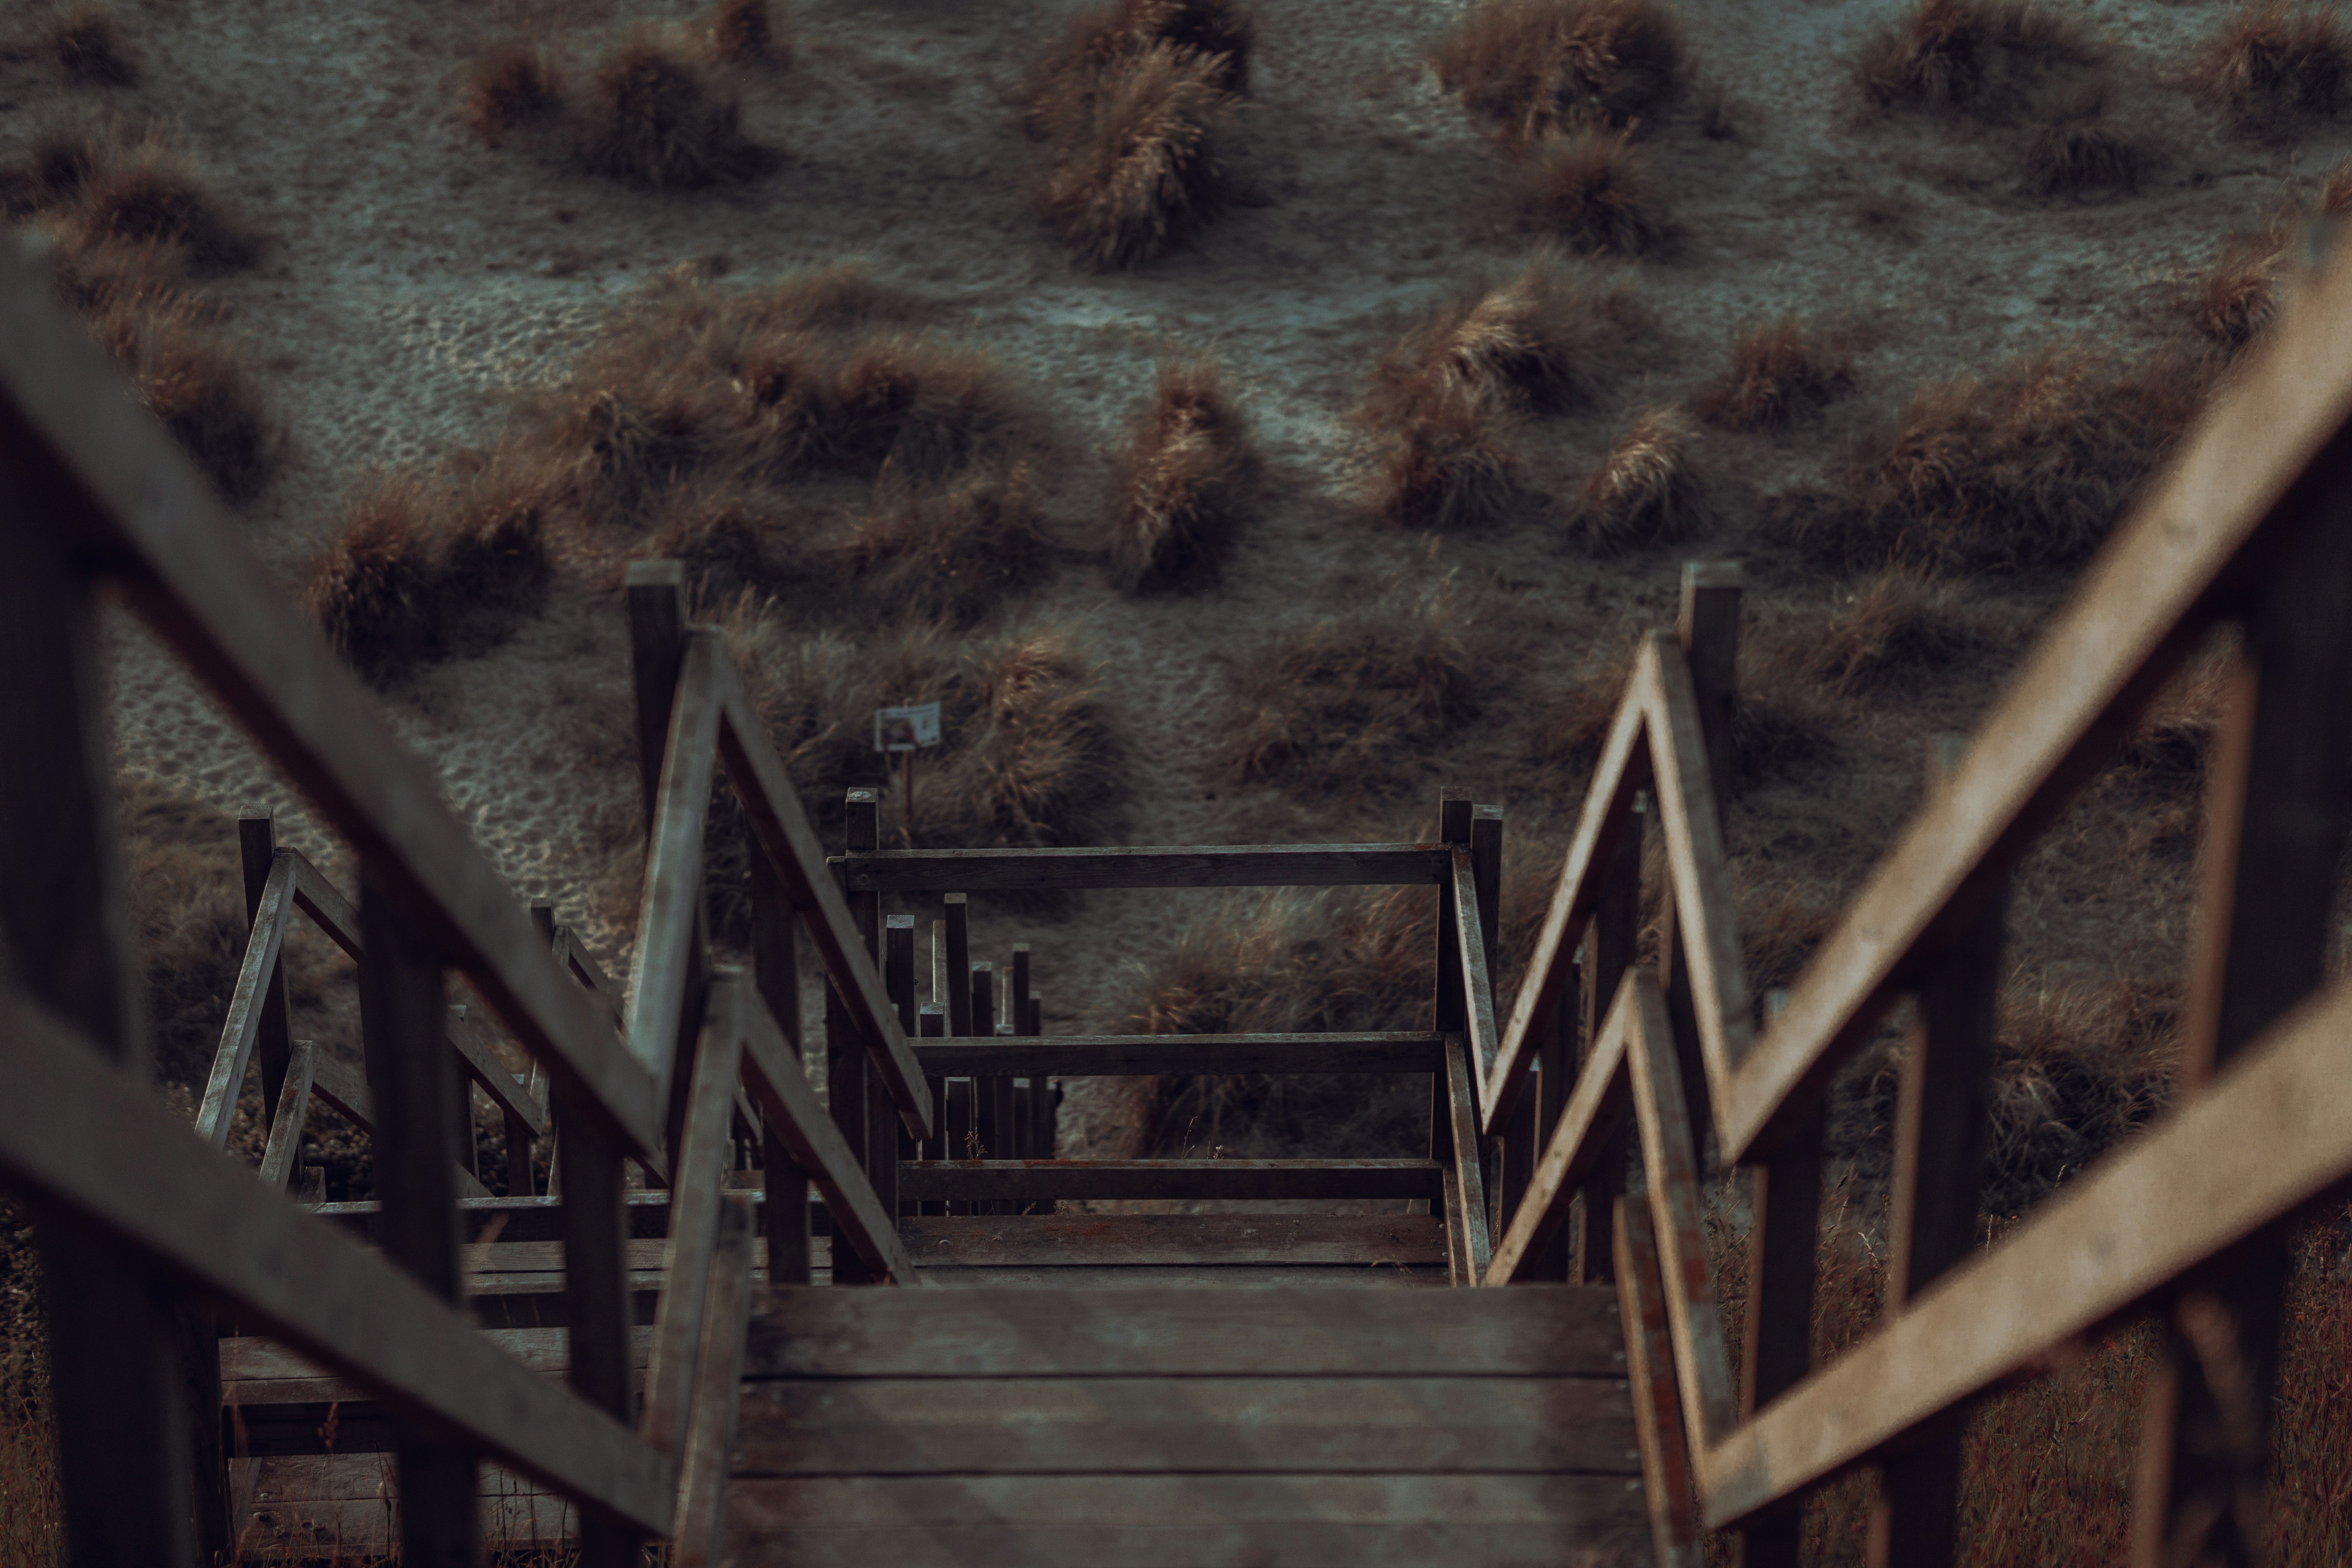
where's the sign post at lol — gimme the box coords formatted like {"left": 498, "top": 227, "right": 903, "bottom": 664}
{"left": 873, "top": 701, "right": 943, "bottom": 843}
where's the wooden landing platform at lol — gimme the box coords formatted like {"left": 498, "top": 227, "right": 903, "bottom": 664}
{"left": 729, "top": 1285, "right": 1650, "bottom": 1567}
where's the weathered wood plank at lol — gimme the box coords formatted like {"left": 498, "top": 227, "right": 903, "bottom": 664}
{"left": 724, "top": 1474, "right": 1653, "bottom": 1567}
{"left": 287, "top": 850, "right": 362, "bottom": 964}
{"left": 733, "top": 1376, "right": 1642, "bottom": 1476}
{"left": 714, "top": 663, "right": 931, "bottom": 1140}
{"left": 255, "top": 1042, "right": 317, "bottom": 1192}
{"left": 1441, "top": 1034, "right": 1493, "bottom": 1283}
{"left": 1485, "top": 1012, "right": 1628, "bottom": 1286}
{"left": 624, "top": 630, "right": 723, "bottom": 1121}
{"left": 195, "top": 850, "right": 295, "bottom": 1149}
{"left": 1722, "top": 246, "right": 2352, "bottom": 1164}
{"left": 1697, "top": 969, "right": 2352, "bottom": 1528}
{"left": 898, "top": 1214, "right": 1447, "bottom": 1268}
{"left": 837, "top": 844, "right": 1451, "bottom": 893}
{"left": 744, "top": 1285, "right": 1626, "bottom": 1378}
{"left": 238, "top": 821, "right": 296, "bottom": 1134}
{"left": 640, "top": 981, "right": 744, "bottom": 1458}
{"left": 1614, "top": 1198, "right": 1703, "bottom": 1568}
{"left": 671, "top": 1195, "right": 755, "bottom": 1568}
{"left": 0, "top": 986, "right": 676, "bottom": 1533}
{"left": 898, "top": 1160, "right": 1443, "bottom": 1202}
{"left": 446, "top": 1004, "right": 549, "bottom": 1140}
{"left": 737, "top": 986, "right": 919, "bottom": 1285}
{"left": 1453, "top": 854, "right": 1503, "bottom": 1096}
{"left": 913, "top": 1032, "right": 1444, "bottom": 1076}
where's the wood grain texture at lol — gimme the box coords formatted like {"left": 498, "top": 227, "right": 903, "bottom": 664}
{"left": 288, "top": 851, "right": 363, "bottom": 963}
{"left": 446, "top": 1004, "right": 548, "bottom": 1139}
{"left": 0, "top": 986, "right": 676, "bottom": 1533}
{"left": 640, "top": 981, "right": 744, "bottom": 1458}
{"left": 255, "top": 1041, "right": 316, "bottom": 1191}
{"left": 714, "top": 665, "right": 931, "bottom": 1140}
{"left": 838, "top": 844, "right": 1450, "bottom": 892}
{"left": 196, "top": 849, "right": 294, "bottom": 1148}
{"left": 897, "top": 1160, "right": 1443, "bottom": 1202}
{"left": 913, "top": 1032, "right": 1444, "bottom": 1076}
{"left": 733, "top": 1377, "right": 1641, "bottom": 1475}
{"left": 670, "top": 1195, "right": 755, "bottom": 1568}
{"left": 898, "top": 1214, "right": 1447, "bottom": 1268}
{"left": 1442, "top": 1034, "right": 1494, "bottom": 1283}
{"left": 724, "top": 1474, "right": 1653, "bottom": 1567}
{"left": 1485, "top": 1012, "right": 1628, "bottom": 1286}
{"left": 1614, "top": 1198, "right": 1703, "bottom": 1568}
{"left": 1698, "top": 971, "right": 2352, "bottom": 1528}
{"left": 744, "top": 1285, "right": 1626, "bottom": 1378}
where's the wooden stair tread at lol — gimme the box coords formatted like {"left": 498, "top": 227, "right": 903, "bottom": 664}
{"left": 900, "top": 1213, "right": 1448, "bottom": 1268}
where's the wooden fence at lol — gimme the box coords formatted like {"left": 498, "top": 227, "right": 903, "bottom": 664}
{"left": 0, "top": 230, "right": 927, "bottom": 1566}
{"left": 1480, "top": 227, "right": 2352, "bottom": 1564}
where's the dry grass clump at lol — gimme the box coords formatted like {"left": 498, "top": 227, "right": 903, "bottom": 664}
{"left": 51, "top": 7, "right": 137, "bottom": 87}
{"left": 1693, "top": 316, "right": 1855, "bottom": 431}
{"left": 1432, "top": 0, "right": 1688, "bottom": 143}
{"left": 304, "top": 472, "right": 556, "bottom": 687}
{"left": 1109, "top": 358, "right": 1258, "bottom": 593}
{"left": 577, "top": 31, "right": 769, "bottom": 189}
{"left": 462, "top": 37, "right": 566, "bottom": 143}
{"left": 1769, "top": 344, "right": 2206, "bottom": 575}
{"left": 1853, "top": 0, "right": 2097, "bottom": 117}
{"left": 1787, "top": 569, "right": 1985, "bottom": 695}
{"left": 60, "top": 134, "right": 256, "bottom": 275}
{"left": 1372, "top": 385, "right": 1527, "bottom": 530}
{"left": 1527, "top": 667, "right": 1622, "bottom": 780}
{"left": 1729, "top": 651, "right": 1838, "bottom": 787}
{"left": 1367, "top": 253, "right": 1648, "bottom": 424}
{"left": 84, "top": 287, "right": 276, "bottom": 503}
{"left": 1220, "top": 579, "right": 1483, "bottom": 798}
{"left": 1565, "top": 406, "right": 1705, "bottom": 554}
{"left": 2193, "top": 223, "right": 2289, "bottom": 347}
{"left": 2116, "top": 653, "right": 2230, "bottom": 793}
{"left": 1037, "top": 41, "right": 1237, "bottom": 268}
{"left": 1031, "top": 0, "right": 1255, "bottom": 117}
{"left": 2190, "top": 0, "right": 2352, "bottom": 134}
{"left": 1982, "top": 981, "right": 2177, "bottom": 1212}
{"left": 2020, "top": 86, "right": 2146, "bottom": 194}
{"left": 1509, "top": 127, "right": 1667, "bottom": 256}
{"left": 841, "top": 463, "right": 1052, "bottom": 626}
{"left": 710, "top": 0, "right": 789, "bottom": 66}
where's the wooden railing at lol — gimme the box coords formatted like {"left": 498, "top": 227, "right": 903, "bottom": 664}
{"left": 1480, "top": 231, "right": 2352, "bottom": 1562}
{"left": 0, "top": 230, "right": 927, "bottom": 1566}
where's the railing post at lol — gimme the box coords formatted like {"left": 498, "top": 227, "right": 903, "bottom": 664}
{"left": 750, "top": 846, "right": 813, "bottom": 1284}
{"left": 1661, "top": 562, "right": 1740, "bottom": 1167}
{"left": 2133, "top": 466, "right": 2352, "bottom": 1568}
{"left": 357, "top": 862, "right": 481, "bottom": 1565}
{"left": 628, "top": 561, "right": 709, "bottom": 1172}
{"left": 1430, "top": 792, "right": 1474, "bottom": 1224}
{"left": 1573, "top": 797, "right": 1640, "bottom": 1286}
{"left": 886, "top": 917, "right": 916, "bottom": 1220}
{"left": 237, "top": 815, "right": 296, "bottom": 1131}
{"left": 828, "top": 789, "right": 882, "bottom": 1283}
{"left": 1869, "top": 738, "right": 2006, "bottom": 1568}
{"left": 0, "top": 495, "right": 201, "bottom": 1566}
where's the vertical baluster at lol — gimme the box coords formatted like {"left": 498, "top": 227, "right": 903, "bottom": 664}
{"left": 971, "top": 962, "right": 999, "bottom": 1212}
{"left": 1574, "top": 798, "right": 1641, "bottom": 1286}
{"left": 829, "top": 790, "right": 882, "bottom": 1284}
{"left": 750, "top": 845, "right": 810, "bottom": 1288}
{"left": 885, "top": 917, "right": 916, "bottom": 1222}
{"left": 1430, "top": 792, "right": 1474, "bottom": 1223}
{"left": 1659, "top": 563, "right": 1740, "bottom": 1167}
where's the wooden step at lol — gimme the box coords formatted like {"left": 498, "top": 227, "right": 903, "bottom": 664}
{"left": 900, "top": 1213, "right": 1447, "bottom": 1269}
{"left": 915, "top": 1031, "right": 1444, "bottom": 1075}
{"left": 728, "top": 1284, "right": 1648, "bottom": 1567}
{"left": 898, "top": 1159, "right": 1443, "bottom": 1203}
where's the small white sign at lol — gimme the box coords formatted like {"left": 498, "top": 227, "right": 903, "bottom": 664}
{"left": 874, "top": 702, "right": 942, "bottom": 754}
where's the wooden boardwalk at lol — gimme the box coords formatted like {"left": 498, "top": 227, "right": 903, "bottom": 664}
{"left": 9, "top": 222, "right": 2352, "bottom": 1567}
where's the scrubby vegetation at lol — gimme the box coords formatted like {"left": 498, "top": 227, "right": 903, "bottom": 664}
{"left": 458, "top": 25, "right": 773, "bottom": 185}
{"left": 1432, "top": 0, "right": 1688, "bottom": 143}
{"left": 1694, "top": 317, "right": 1854, "bottom": 431}
{"left": 1766, "top": 344, "right": 2205, "bottom": 575}
{"left": 1034, "top": 40, "right": 1238, "bottom": 268}
{"left": 7, "top": 123, "right": 274, "bottom": 500}
{"left": 1567, "top": 406, "right": 1703, "bottom": 553}
{"left": 1780, "top": 569, "right": 1985, "bottom": 697}
{"left": 2020, "top": 86, "right": 2145, "bottom": 194}
{"left": 1852, "top": 0, "right": 2097, "bottom": 117}
{"left": 1219, "top": 578, "right": 1483, "bottom": 798}
{"left": 2190, "top": 0, "right": 2352, "bottom": 135}
{"left": 1509, "top": 126, "right": 1667, "bottom": 256}
{"left": 710, "top": 0, "right": 788, "bottom": 67}
{"left": 1109, "top": 358, "right": 1258, "bottom": 593}
{"left": 49, "top": 7, "right": 137, "bottom": 88}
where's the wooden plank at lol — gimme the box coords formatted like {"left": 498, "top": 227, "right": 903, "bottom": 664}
{"left": 714, "top": 663, "right": 931, "bottom": 1139}
{"left": 256, "top": 1042, "right": 318, "bottom": 1191}
{"left": 913, "top": 1032, "right": 1446, "bottom": 1076}
{"left": 898, "top": 1214, "right": 1448, "bottom": 1268}
{"left": 750, "top": 846, "right": 813, "bottom": 1288}
{"left": 238, "top": 820, "right": 296, "bottom": 1129}
{"left": 943, "top": 895, "right": 972, "bottom": 1037}
{"left": 737, "top": 985, "right": 920, "bottom": 1285}
{"left": 723, "top": 1474, "right": 1653, "bottom": 1567}
{"left": 671, "top": 1195, "right": 755, "bottom": 1568}
{"left": 447, "top": 1004, "right": 549, "bottom": 1140}
{"left": 641, "top": 981, "right": 745, "bottom": 1458}
{"left": 731, "top": 1376, "right": 1642, "bottom": 1476}
{"left": 1441, "top": 1034, "right": 1492, "bottom": 1284}
{"left": 0, "top": 451, "right": 200, "bottom": 1566}
{"left": 1620, "top": 977, "right": 1740, "bottom": 1454}
{"left": 224, "top": 1325, "right": 655, "bottom": 1391}
{"left": 837, "top": 843, "right": 1452, "bottom": 893}
{"left": 1721, "top": 252, "right": 2352, "bottom": 1165}
{"left": 0, "top": 986, "right": 677, "bottom": 1533}
{"left": 1696, "top": 968, "right": 2352, "bottom": 1529}
{"left": 0, "top": 240, "right": 660, "bottom": 1157}
{"left": 287, "top": 850, "right": 362, "bottom": 963}
{"left": 745, "top": 1285, "right": 1627, "bottom": 1378}
{"left": 356, "top": 862, "right": 481, "bottom": 1564}
{"left": 556, "top": 925, "right": 627, "bottom": 1026}
{"left": 1614, "top": 1198, "right": 1704, "bottom": 1568}
{"left": 898, "top": 1160, "right": 1444, "bottom": 1203}
{"left": 1483, "top": 1012, "right": 1627, "bottom": 1286}
{"left": 626, "top": 631, "right": 723, "bottom": 1125}
{"left": 1453, "top": 853, "right": 1503, "bottom": 1096}
{"left": 1574, "top": 792, "right": 1642, "bottom": 1285}
{"left": 195, "top": 850, "right": 295, "bottom": 1148}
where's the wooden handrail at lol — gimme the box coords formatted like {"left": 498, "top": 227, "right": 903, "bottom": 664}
{"left": 836, "top": 842, "right": 1452, "bottom": 892}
